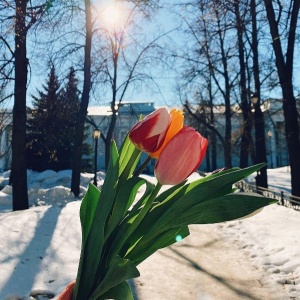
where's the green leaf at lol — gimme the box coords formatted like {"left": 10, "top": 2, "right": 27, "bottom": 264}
{"left": 122, "top": 182, "right": 189, "bottom": 253}
{"left": 124, "top": 164, "right": 270, "bottom": 259}
{"left": 128, "top": 225, "right": 190, "bottom": 265}
{"left": 188, "top": 163, "right": 265, "bottom": 190}
{"left": 152, "top": 164, "right": 267, "bottom": 231}
{"left": 119, "top": 134, "right": 135, "bottom": 171}
{"left": 104, "top": 177, "right": 151, "bottom": 240}
{"left": 98, "top": 281, "right": 135, "bottom": 300}
{"left": 127, "top": 179, "right": 157, "bottom": 215}
{"left": 155, "top": 180, "right": 188, "bottom": 204}
{"left": 105, "top": 178, "right": 155, "bottom": 263}
{"left": 89, "top": 256, "right": 140, "bottom": 300}
{"left": 171, "top": 192, "right": 276, "bottom": 225}
{"left": 118, "top": 134, "right": 141, "bottom": 182}
{"left": 73, "top": 141, "right": 120, "bottom": 300}
{"left": 79, "top": 183, "right": 100, "bottom": 245}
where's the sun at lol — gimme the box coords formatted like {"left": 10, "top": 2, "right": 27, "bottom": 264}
{"left": 96, "top": 1, "right": 131, "bottom": 33}
{"left": 103, "top": 4, "right": 121, "bottom": 26}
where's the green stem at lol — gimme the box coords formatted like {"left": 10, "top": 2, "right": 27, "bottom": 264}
{"left": 133, "top": 155, "right": 152, "bottom": 176}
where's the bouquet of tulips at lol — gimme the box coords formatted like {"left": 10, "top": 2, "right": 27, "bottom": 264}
{"left": 59, "top": 108, "right": 275, "bottom": 300}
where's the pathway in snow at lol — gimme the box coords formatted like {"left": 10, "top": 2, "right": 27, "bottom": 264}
{"left": 0, "top": 202, "right": 292, "bottom": 299}
{"left": 131, "top": 224, "right": 288, "bottom": 300}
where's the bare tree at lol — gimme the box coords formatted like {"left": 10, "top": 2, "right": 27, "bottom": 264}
{"left": 92, "top": 17, "right": 169, "bottom": 168}
{"left": 10, "top": 0, "right": 49, "bottom": 211}
{"left": 249, "top": 0, "right": 268, "bottom": 188}
{"left": 233, "top": 0, "right": 253, "bottom": 168}
{"left": 70, "top": 0, "right": 93, "bottom": 197}
{"left": 175, "top": 0, "right": 241, "bottom": 169}
{"left": 263, "top": 0, "right": 300, "bottom": 197}
{"left": 69, "top": 0, "right": 162, "bottom": 195}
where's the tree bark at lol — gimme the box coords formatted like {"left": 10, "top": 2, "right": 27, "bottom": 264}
{"left": 251, "top": 0, "right": 268, "bottom": 188}
{"left": 71, "top": 0, "right": 92, "bottom": 197}
{"left": 11, "top": 0, "right": 29, "bottom": 210}
{"left": 264, "top": 0, "right": 300, "bottom": 197}
{"left": 208, "top": 75, "right": 217, "bottom": 171}
{"left": 234, "top": 0, "right": 251, "bottom": 168}
{"left": 215, "top": 1, "right": 232, "bottom": 168}
{"left": 104, "top": 40, "right": 119, "bottom": 169}
{"left": 205, "top": 1, "right": 232, "bottom": 168}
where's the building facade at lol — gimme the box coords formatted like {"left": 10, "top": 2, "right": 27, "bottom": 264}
{"left": 86, "top": 101, "right": 156, "bottom": 172}
{"left": 0, "top": 99, "right": 292, "bottom": 173}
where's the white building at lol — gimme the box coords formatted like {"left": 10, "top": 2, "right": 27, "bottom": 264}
{"left": 86, "top": 101, "right": 156, "bottom": 171}
{"left": 0, "top": 99, "right": 292, "bottom": 173}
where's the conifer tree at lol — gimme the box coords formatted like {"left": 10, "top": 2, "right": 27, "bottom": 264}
{"left": 27, "top": 65, "right": 61, "bottom": 171}
{"left": 58, "top": 67, "right": 81, "bottom": 170}
{"left": 26, "top": 66, "right": 92, "bottom": 171}
{"left": 60, "top": 67, "right": 93, "bottom": 172}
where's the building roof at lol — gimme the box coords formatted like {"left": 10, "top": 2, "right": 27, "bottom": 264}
{"left": 88, "top": 101, "right": 156, "bottom": 116}
{"left": 87, "top": 106, "right": 112, "bottom": 116}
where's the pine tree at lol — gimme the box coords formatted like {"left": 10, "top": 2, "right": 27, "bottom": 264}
{"left": 26, "top": 66, "right": 91, "bottom": 171}
{"left": 57, "top": 67, "right": 80, "bottom": 170}
{"left": 60, "top": 67, "right": 93, "bottom": 172}
{"left": 27, "top": 65, "right": 62, "bottom": 171}
{"left": 26, "top": 66, "right": 92, "bottom": 171}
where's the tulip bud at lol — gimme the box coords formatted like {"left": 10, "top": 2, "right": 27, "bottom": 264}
{"left": 154, "top": 126, "right": 208, "bottom": 185}
{"left": 129, "top": 108, "right": 171, "bottom": 154}
{"left": 129, "top": 108, "right": 184, "bottom": 157}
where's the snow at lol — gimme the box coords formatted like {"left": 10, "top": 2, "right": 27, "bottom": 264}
{"left": 0, "top": 167, "right": 299, "bottom": 299}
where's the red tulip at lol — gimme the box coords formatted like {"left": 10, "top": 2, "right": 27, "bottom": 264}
{"left": 129, "top": 108, "right": 172, "bottom": 155}
{"left": 154, "top": 126, "right": 208, "bottom": 185}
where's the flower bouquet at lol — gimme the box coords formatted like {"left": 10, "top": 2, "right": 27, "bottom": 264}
{"left": 60, "top": 108, "right": 275, "bottom": 300}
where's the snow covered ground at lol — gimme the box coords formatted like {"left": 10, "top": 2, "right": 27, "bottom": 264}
{"left": 0, "top": 167, "right": 299, "bottom": 299}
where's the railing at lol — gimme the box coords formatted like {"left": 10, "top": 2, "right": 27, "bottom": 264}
{"left": 235, "top": 180, "right": 300, "bottom": 210}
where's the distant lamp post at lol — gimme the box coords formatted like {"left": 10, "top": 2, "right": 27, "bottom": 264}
{"left": 251, "top": 92, "right": 258, "bottom": 105}
{"left": 268, "top": 130, "right": 273, "bottom": 168}
{"left": 93, "top": 128, "right": 101, "bottom": 186}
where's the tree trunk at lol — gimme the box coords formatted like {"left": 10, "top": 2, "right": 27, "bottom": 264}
{"left": 104, "top": 42, "right": 119, "bottom": 169}
{"left": 71, "top": 0, "right": 92, "bottom": 197}
{"left": 214, "top": 1, "right": 232, "bottom": 168}
{"left": 264, "top": 0, "right": 300, "bottom": 197}
{"left": 224, "top": 91, "right": 232, "bottom": 169}
{"left": 234, "top": 0, "right": 251, "bottom": 168}
{"left": 207, "top": 73, "right": 217, "bottom": 171}
{"left": 251, "top": 0, "right": 268, "bottom": 188}
{"left": 11, "top": 0, "right": 29, "bottom": 211}
{"left": 282, "top": 87, "right": 300, "bottom": 196}
{"left": 209, "top": 98, "right": 217, "bottom": 171}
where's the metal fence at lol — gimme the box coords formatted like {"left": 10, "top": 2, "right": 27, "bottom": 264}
{"left": 235, "top": 180, "right": 300, "bottom": 210}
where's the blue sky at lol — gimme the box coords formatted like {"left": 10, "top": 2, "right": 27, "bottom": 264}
{"left": 23, "top": 1, "right": 300, "bottom": 110}
{"left": 25, "top": 2, "right": 182, "bottom": 109}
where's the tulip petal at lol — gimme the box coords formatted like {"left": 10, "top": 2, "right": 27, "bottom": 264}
{"left": 155, "top": 127, "right": 208, "bottom": 185}
{"left": 129, "top": 108, "right": 171, "bottom": 153}
{"left": 140, "top": 135, "right": 161, "bottom": 152}
{"left": 151, "top": 109, "right": 184, "bottom": 158}
{"left": 130, "top": 108, "right": 170, "bottom": 140}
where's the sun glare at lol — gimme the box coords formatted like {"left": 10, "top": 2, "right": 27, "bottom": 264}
{"left": 96, "top": 0, "right": 129, "bottom": 31}
{"left": 103, "top": 4, "right": 121, "bottom": 26}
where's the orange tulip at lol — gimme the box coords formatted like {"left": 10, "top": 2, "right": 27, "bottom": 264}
{"left": 154, "top": 126, "right": 208, "bottom": 185}
{"left": 129, "top": 108, "right": 184, "bottom": 157}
